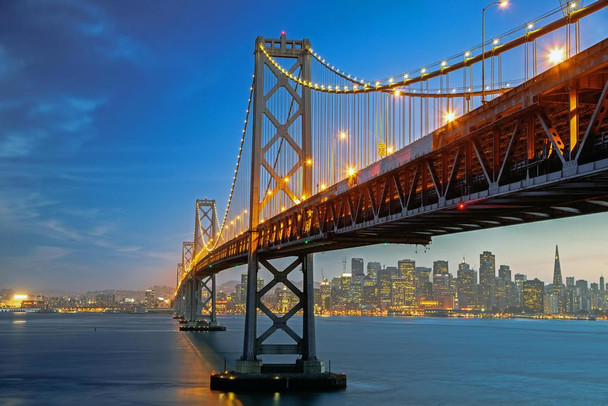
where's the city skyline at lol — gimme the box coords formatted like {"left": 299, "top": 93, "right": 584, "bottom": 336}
{"left": 2, "top": 1, "right": 608, "bottom": 292}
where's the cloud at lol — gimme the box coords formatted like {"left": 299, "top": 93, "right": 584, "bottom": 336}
{"left": 0, "top": 96, "right": 104, "bottom": 158}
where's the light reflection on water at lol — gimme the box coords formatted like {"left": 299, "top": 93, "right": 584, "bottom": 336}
{"left": 1, "top": 313, "right": 607, "bottom": 405}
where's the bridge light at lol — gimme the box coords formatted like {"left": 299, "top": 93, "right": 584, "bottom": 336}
{"left": 464, "top": 51, "right": 471, "bottom": 57}
{"left": 306, "top": 158, "right": 312, "bottom": 165}
{"left": 458, "top": 202, "right": 466, "bottom": 210}
{"left": 493, "top": 38, "right": 500, "bottom": 45}
{"left": 403, "top": 73, "right": 409, "bottom": 79}
{"left": 548, "top": 47, "right": 565, "bottom": 65}
{"left": 284, "top": 176, "right": 289, "bottom": 182}
{"left": 340, "top": 132, "right": 347, "bottom": 140}
{"left": 387, "top": 146, "right": 394, "bottom": 155}
{"left": 421, "top": 68, "right": 427, "bottom": 74}
{"left": 527, "top": 22, "right": 534, "bottom": 30}
{"left": 441, "top": 60, "right": 447, "bottom": 67}
{"left": 570, "top": 2, "right": 577, "bottom": 9}
{"left": 347, "top": 167, "right": 357, "bottom": 177}
{"left": 445, "top": 111, "right": 457, "bottom": 123}
{"left": 267, "top": 190, "right": 273, "bottom": 196}
{"left": 320, "top": 184, "right": 327, "bottom": 191}
{"left": 394, "top": 90, "right": 400, "bottom": 97}
{"left": 498, "top": 0, "right": 508, "bottom": 8}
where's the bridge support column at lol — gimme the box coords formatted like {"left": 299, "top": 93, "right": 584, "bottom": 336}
{"left": 180, "top": 273, "right": 225, "bottom": 332}
{"left": 217, "top": 252, "right": 344, "bottom": 391}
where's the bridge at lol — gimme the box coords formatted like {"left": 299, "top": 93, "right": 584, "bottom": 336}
{"left": 172, "top": 0, "right": 608, "bottom": 391}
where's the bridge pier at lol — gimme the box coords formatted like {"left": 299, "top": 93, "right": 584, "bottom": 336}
{"left": 180, "top": 274, "right": 225, "bottom": 332}
{"left": 212, "top": 252, "right": 345, "bottom": 391}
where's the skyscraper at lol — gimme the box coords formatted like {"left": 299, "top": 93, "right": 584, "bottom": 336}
{"left": 351, "top": 258, "right": 364, "bottom": 277}
{"left": 377, "top": 268, "right": 393, "bottom": 308}
{"left": 498, "top": 265, "right": 511, "bottom": 282}
{"left": 398, "top": 259, "right": 416, "bottom": 308}
{"left": 552, "top": 245, "right": 564, "bottom": 313}
{"left": 514, "top": 273, "right": 527, "bottom": 308}
{"left": 457, "top": 260, "right": 477, "bottom": 310}
{"left": 600, "top": 276, "right": 605, "bottom": 292}
{"left": 367, "top": 261, "right": 381, "bottom": 282}
{"left": 479, "top": 251, "right": 496, "bottom": 310}
{"left": 523, "top": 278, "right": 544, "bottom": 314}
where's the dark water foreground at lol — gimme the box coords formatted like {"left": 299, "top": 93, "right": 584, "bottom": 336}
{"left": 1, "top": 313, "right": 607, "bottom": 405}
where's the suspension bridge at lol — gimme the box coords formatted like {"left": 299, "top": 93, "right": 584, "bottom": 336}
{"left": 172, "top": 0, "right": 608, "bottom": 391}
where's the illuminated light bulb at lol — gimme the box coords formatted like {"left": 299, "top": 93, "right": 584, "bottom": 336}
{"left": 347, "top": 74, "right": 351, "bottom": 78}
{"left": 458, "top": 202, "right": 465, "bottom": 210}
{"left": 340, "top": 132, "right": 347, "bottom": 139}
{"left": 441, "top": 61, "right": 447, "bottom": 67}
{"left": 452, "top": 88, "right": 456, "bottom": 93}
{"left": 268, "top": 190, "right": 273, "bottom": 196}
{"left": 294, "top": 199, "right": 300, "bottom": 204}
{"left": 394, "top": 90, "right": 400, "bottom": 97}
{"left": 464, "top": 51, "right": 471, "bottom": 57}
{"left": 320, "top": 184, "right": 327, "bottom": 191}
{"left": 375, "top": 81, "right": 380, "bottom": 87}
{"left": 445, "top": 111, "right": 457, "bottom": 123}
{"left": 281, "top": 206, "right": 286, "bottom": 212}
{"left": 284, "top": 177, "right": 289, "bottom": 182}
{"left": 244, "top": 210, "right": 248, "bottom": 213}
{"left": 387, "top": 146, "right": 394, "bottom": 155}
{"left": 499, "top": 0, "right": 508, "bottom": 7}
{"left": 506, "top": 83, "right": 510, "bottom": 87}
{"left": 421, "top": 68, "right": 427, "bottom": 74}
{"left": 347, "top": 167, "right": 356, "bottom": 177}
{"left": 301, "top": 194, "right": 306, "bottom": 200}
{"left": 389, "top": 77, "right": 394, "bottom": 83}
{"left": 403, "top": 73, "right": 409, "bottom": 79}
{"left": 493, "top": 38, "right": 499, "bottom": 45}
{"left": 527, "top": 23, "right": 534, "bottom": 30}
{"left": 548, "top": 47, "right": 566, "bottom": 65}
{"left": 570, "top": 2, "right": 577, "bottom": 8}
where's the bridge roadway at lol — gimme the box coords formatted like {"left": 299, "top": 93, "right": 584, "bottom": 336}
{"left": 187, "top": 37, "right": 608, "bottom": 280}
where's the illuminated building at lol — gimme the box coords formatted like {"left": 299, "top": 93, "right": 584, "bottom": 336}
{"left": 523, "top": 278, "right": 544, "bottom": 314}
{"left": 367, "top": 261, "right": 381, "bottom": 282}
{"left": 457, "top": 261, "right": 477, "bottom": 310}
{"left": 552, "top": 245, "right": 564, "bottom": 313}
{"left": 351, "top": 258, "right": 364, "bottom": 277}
{"left": 391, "top": 277, "right": 407, "bottom": 307}
{"left": 514, "top": 273, "right": 527, "bottom": 308}
{"left": 415, "top": 267, "right": 432, "bottom": 303}
{"left": 498, "top": 265, "right": 511, "bottom": 282}
{"left": 398, "top": 259, "right": 416, "bottom": 308}
{"left": 320, "top": 278, "right": 331, "bottom": 310}
{"left": 361, "top": 275, "right": 377, "bottom": 307}
{"left": 377, "top": 267, "right": 393, "bottom": 308}
{"left": 479, "top": 251, "right": 496, "bottom": 310}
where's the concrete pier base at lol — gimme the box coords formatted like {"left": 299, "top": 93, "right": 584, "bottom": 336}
{"left": 179, "top": 320, "right": 226, "bottom": 332}
{"left": 210, "top": 370, "right": 346, "bottom": 392}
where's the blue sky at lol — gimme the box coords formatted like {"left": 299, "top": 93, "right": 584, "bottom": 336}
{"left": 1, "top": 0, "right": 607, "bottom": 292}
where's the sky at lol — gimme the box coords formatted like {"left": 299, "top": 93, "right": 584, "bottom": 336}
{"left": 1, "top": 0, "right": 608, "bottom": 293}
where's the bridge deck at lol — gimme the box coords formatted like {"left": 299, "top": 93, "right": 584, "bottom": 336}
{"left": 188, "top": 37, "right": 608, "bottom": 279}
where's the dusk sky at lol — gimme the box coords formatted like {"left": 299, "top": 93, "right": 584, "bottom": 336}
{"left": 1, "top": 0, "right": 608, "bottom": 293}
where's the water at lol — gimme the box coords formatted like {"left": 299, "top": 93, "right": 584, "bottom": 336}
{"left": 1, "top": 313, "right": 607, "bottom": 405}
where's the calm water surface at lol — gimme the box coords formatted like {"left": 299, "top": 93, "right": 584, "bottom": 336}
{"left": 1, "top": 313, "right": 607, "bottom": 405}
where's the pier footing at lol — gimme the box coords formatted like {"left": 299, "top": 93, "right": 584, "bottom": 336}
{"left": 210, "top": 371, "right": 346, "bottom": 392}
{"left": 179, "top": 322, "right": 226, "bottom": 332}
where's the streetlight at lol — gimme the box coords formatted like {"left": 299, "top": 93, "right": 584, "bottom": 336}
{"left": 482, "top": 1, "right": 508, "bottom": 104}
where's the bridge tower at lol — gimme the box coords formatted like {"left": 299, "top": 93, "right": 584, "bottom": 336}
{"left": 177, "top": 199, "right": 224, "bottom": 331}
{"left": 236, "top": 34, "right": 321, "bottom": 375}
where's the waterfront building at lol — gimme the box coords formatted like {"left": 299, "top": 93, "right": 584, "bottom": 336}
{"left": 479, "top": 251, "right": 496, "bottom": 311}
{"left": 392, "top": 277, "right": 407, "bottom": 307}
{"left": 320, "top": 278, "right": 331, "bottom": 310}
{"left": 523, "top": 278, "right": 544, "bottom": 314}
{"left": 398, "top": 259, "right": 416, "bottom": 308}
{"left": 514, "top": 273, "right": 527, "bottom": 308}
{"left": 361, "top": 275, "right": 377, "bottom": 307}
